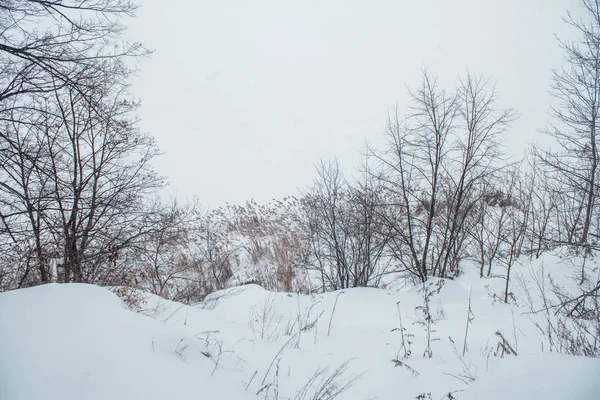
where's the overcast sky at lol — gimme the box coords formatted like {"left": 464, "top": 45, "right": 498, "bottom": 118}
{"left": 128, "top": 0, "right": 580, "bottom": 207}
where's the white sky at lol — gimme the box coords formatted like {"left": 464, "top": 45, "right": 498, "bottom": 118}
{"left": 128, "top": 0, "right": 580, "bottom": 207}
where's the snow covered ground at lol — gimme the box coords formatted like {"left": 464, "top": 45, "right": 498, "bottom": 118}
{"left": 1, "top": 260, "right": 598, "bottom": 399}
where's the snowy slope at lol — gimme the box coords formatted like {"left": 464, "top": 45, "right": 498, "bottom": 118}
{"left": 1, "top": 262, "right": 598, "bottom": 399}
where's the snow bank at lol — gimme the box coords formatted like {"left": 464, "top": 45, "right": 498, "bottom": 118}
{"left": 0, "top": 283, "right": 253, "bottom": 400}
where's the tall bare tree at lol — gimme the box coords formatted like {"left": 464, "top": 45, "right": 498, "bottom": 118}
{"left": 0, "top": 0, "right": 154, "bottom": 290}
{"left": 372, "top": 71, "right": 514, "bottom": 282}
{"left": 434, "top": 74, "right": 515, "bottom": 278}
{"left": 0, "top": 71, "right": 164, "bottom": 287}
{"left": 373, "top": 71, "right": 457, "bottom": 282}
{"left": 534, "top": 0, "right": 600, "bottom": 255}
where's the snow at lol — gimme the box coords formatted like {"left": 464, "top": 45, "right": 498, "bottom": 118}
{"left": 460, "top": 353, "right": 600, "bottom": 400}
{"left": 1, "top": 261, "right": 598, "bottom": 399}
{"left": 0, "top": 284, "right": 254, "bottom": 400}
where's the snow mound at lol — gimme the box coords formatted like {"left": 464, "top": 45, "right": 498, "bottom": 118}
{"left": 0, "top": 283, "right": 253, "bottom": 400}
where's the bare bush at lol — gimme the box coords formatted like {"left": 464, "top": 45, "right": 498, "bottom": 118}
{"left": 522, "top": 264, "right": 600, "bottom": 357}
{"left": 303, "top": 159, "right": 391, "bottom": 291}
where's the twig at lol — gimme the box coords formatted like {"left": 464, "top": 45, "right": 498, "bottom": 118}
{"left": 462, "top": 287, "right": 474, "bottom": 357}
{"left": 245, "top": 370, "right": 258, "bottom": 391}
{"left": 328, "top": 291, "right": 344, "bottom": 337}
{"left": 391, "top": 359, "right": 420, "bottom": 376}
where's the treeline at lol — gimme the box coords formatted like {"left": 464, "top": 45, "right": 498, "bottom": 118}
{"left": 0, "top": 1, "right": 598, "bottom": 315}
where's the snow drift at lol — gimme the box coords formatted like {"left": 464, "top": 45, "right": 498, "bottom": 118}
{"left": 1, "top": 270, "right": 598, "bottom": 399}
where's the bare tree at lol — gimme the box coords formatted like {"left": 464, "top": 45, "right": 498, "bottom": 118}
{"left": 533, "top": 0, "right": 600, "bottom": 257}
{"left": 0, "top": 0, "right": 156, "bottom": 290}
{"left": 434, "top": 74, "right": 515, "bottom": 278}
{"left": 372, "top": 71, "right": 513, "bottom": 282}
{"left": 499, "top": 167, "right": 533, "bottom": 303}
{"left": 0, "top": 71, "right": 164, "bottom": 287}
{"left": 347, "top": 159, "right": 391, "bottom": 287}
{"left": 519, "top": 0, "right": 600, "bottom": 355}
{"left": 304, "top": 159, "right": 352, "bottom": 290}
{"left": 303, "top": 159, "right": 390, "bottom": 290}
{"left": 373, "top": 71, "right": 457, "bottom": 282}
{"left": 50, "top": 81, "right": 163, "bottom": 283}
